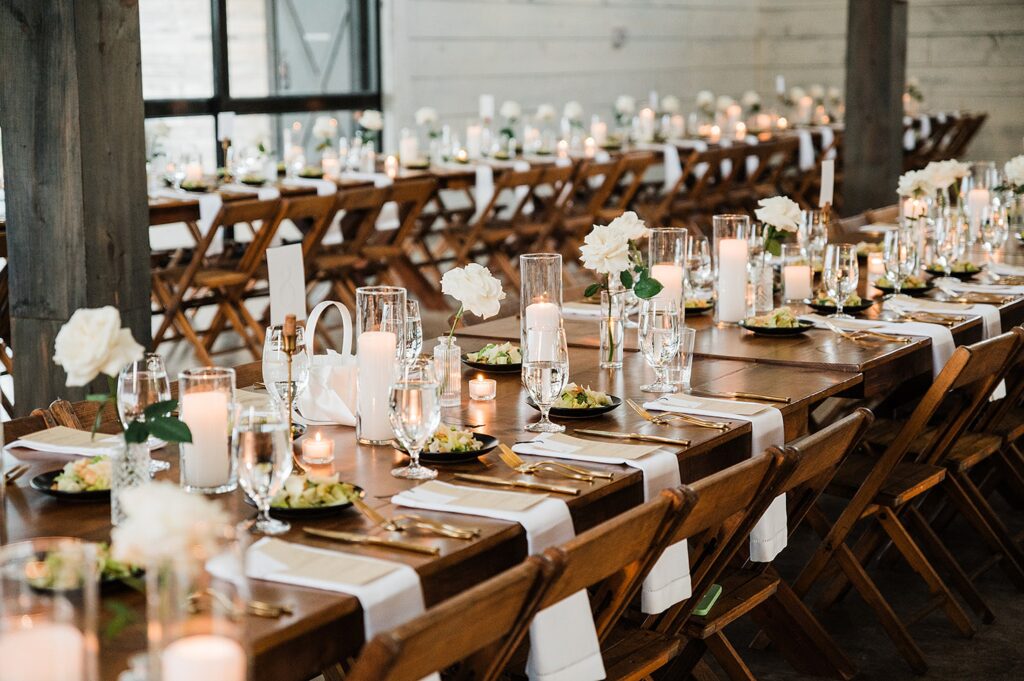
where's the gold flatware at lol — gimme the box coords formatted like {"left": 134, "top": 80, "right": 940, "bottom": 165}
{"left": 853, "top": 329, "right": 913, "bottom": 343}
{"left": 626, "top": 398, "right": 729, "bottom": 430}
{"left": 573, "top": 429, "right": 690, "bottom": 446}
{"left": 453, "top": 473, "right": 580, "bottom": 496}
{"left": 303, "top": 527, "right": 441, "bottom": 556}
{"left": 353, "top": 496, "right": 479, "bottom": 539}
{"left": 3, "top": 465, "right": 28, "bottom": 486}
{"left": 187, "top": 588, "right": 293, "bottom": 619}
{"left": 687, "top": 389, "right": 792, "bottom": 404}
{"left": 821, "top": 320, "right": 887, "bottom": 346}
{"left": 496, "top": 443, "right": 611, "bottom": 481}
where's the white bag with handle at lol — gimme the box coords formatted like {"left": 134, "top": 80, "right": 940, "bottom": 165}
{"left": 296, "top": 301, "right": 358, "bottom": 426}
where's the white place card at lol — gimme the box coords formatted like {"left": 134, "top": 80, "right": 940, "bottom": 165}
{"left": 253, "top": 539, "right": 398, "bottom": 586}
{"left": 541, "top": 433, "right": 660, "bottom": 461}
{"left": 267, "top": 243, "right": 307, "bottom": 325}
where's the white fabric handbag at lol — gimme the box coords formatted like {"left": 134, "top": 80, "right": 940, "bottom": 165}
{"left": 296, "top": 301, "right": 358, "bottom": 426}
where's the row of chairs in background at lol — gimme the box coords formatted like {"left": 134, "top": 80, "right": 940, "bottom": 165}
{"left": 904, "top": 111, "right": 988, "bottom": 172}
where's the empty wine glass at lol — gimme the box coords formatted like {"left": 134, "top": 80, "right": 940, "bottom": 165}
{"left": 262, "top": 324, "right": 310, "bottom": 423}
{"left": 117, "top": 353, "right": 172, "bottom": 473}
{"left": 980, "top": 211, "right": 1008, "bottom": 273}
{"left": 685, "top": 236, "right": 713, "bottom": 295}
{"left": 931, "top": 215, "right": 963, "bottom": 287}
{"left": 883, "top": 228, "right": 918, "bottom": 297}
{"left": 523, "top": 328, "right": 569, "bottom": 433}
{"left": 234, "top": 400, "right": 293, "bottom": 535}
{"left": 823, "top": 243, "right": 858, "bottom": 319}
{"left": 404, "top": 300, "right": 424, "bottom": 363}
{"left": 639, "top": 299, "right": 681, "bottom": 393}
{"left": 389, "top": 357, "right": 442, "bottom": 480}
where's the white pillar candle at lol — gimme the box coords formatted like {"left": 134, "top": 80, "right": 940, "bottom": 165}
{"left": 525, "top": 301, "right": 560, "bottom": 330}
{"left": 360, "top": 147, "right": 376, "bottom": 174}
{"left": 650, "top": 263, "right": 684, "bottom": 303}
{"left": 669, "top": 115, "right": 684, "bottom": 138}
{"left": 357, "top": 331, "right": 397, "bottom": 443}
{"left": 399, "top": 135, "right": 419, "bottom": 165}
{"left": 967, "top": 187, "right": 990, "bottom": 228}
{"left": 754, "top": 113, "right": 772, "bottom": 131}
{"left": 524, "top": 302, "right": 561, "bottom": 362}
{"left": 783, "top": 264, "right": 812, "bottom": 301}
{"left": 384, "top": 155, "right": 399, "bottom": 179}
{"left": 590, "top": 120, "right": 607, "bottom": 146}
{"left": 180, "top": 390, "right": 231, "bottom": 489}
{"left": 162, "top": 635, "right": 246, "bottom": 681}
{"left": 717, "top": 238, "right": 748, "bottom": 322}
{"left": 0, "top": 621, "right": 85, "bottom": 681}
{"left": 638, "top": 108, "right": 656, "bottom": 141}
{"left": 709, "top": 125, "right": 721, "bottom": 143}
{"left": 184, "top": 163, "right": 203, "bottom": 183}
{"left": 726, "top": 104, "right": 742, "bottom": 124}
{"left": 819, "top": 159, "right": 835, "bottom": 207}
{"left": 468, "top": 375, "right": 496, "bottom": 401}
{"left": 466, "top": 125, "right": 483, "bottom": 159}
{"left": 321, "top": 156, "right": 340, "bottom": 178}
{"left": 556, "top": 140, "right": 569, "bottom": 159}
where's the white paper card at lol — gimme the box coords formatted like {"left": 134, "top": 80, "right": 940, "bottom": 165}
{"left": 267, "top": 243, "right": 307, "bottom": 324}
{"left": 819, "top": 159, "right": 834, "bottom": 207}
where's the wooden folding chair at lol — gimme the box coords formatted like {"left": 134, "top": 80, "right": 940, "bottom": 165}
{"left": 727, "top": 138, "right": 798, "bottom": 211}
{"left": 602, "top": 151, "right": 657, "bottom": 224}
{"left": 554, "top": 157, "right": 624, "bottom": 267}
{"left": 344, "top": 555, "right": 560, "bottom": 681}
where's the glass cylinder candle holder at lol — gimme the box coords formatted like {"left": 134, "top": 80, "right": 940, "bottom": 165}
{"left": 520, "top": 253, "right": 563, "bottom": 363}
{"left": 179, "top": 367, "right": 237, "bottom": 494}
{"left": 648, "top": 227, "right": 688, "bottom": 306}
{"left": 712, "top": 214, "right": 751, "bottom": 324}
{"left": 0, "top": 538, "right": 100, "bottom": 681}
{"left": 781, "top": 243, "right": 812, "bottom": 303}
{"left": 356, "top": 286, "right": 407, "bottom": 445}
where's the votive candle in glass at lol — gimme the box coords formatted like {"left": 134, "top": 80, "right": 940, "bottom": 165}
{"left": 781, "top": 244, "right": 812, "bottom": 302}
{"left": 468, "top": 375, "right": 496, "bottom": 401}
{"left": 713, "top": 214, "right": 750, "bottom": 324}
{"left": 356, "top": 286, "right": 406, "bottom": 445}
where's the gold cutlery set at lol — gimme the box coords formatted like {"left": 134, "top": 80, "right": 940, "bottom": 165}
{"left": 3, "top": 465, "right": 28, "bottom": 486}
{"left": 822, "top": 320, "right": 913, "bottom": 346}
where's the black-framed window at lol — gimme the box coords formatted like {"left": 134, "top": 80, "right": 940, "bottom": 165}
{"left": 140, "top": 0, "right": 380, "bottom": 167}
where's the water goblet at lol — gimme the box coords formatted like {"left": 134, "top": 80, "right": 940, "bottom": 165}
{"left": 523, "top": 328, "right": 570, "bottom": 433}
{"left": 234, "top": 400, "right": 293, "bottom": 536}
{"left": 390, "top": 357, "right": 442, "bottom": 480}
{"left": 823, "top": 243, "right": 858, "bottom": 319}
{"left": 117, "top": 352, "right": 172, "bottom": 473}
{"left": 639, "top": 299, "right": 682, "bottom": 393}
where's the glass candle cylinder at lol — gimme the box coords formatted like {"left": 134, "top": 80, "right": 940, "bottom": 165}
{"left": 0, "top": 538, "right": 100, "bottom": 681}
{"left": 356, "top": 286, "right": 406, "bottom": 445}
{"left": 648, "top": 227, "right": 688, "bottom": 306}
{"left": 520, "top": 253, "right": 563, "bottom": 363}
{"left": 179, "top": 367, "right": 236, "bottom": 494}
{"left": 712, "top": 214, "right": 750, "bottom": 324}
{"left": 781, "top": 243, "right": 812, "bottom": 302}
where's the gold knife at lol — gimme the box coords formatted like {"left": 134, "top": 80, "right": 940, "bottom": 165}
{"left": 302, "top": 527, "right": 440, "bottom": 556}
{"left": 453, "top": 473, "right": 580, "bottom": 496}
{"left": 573, "top": 429, "right": 690, "bottom": 446}
{"left": 687, "top": 389, "right": 792, "bottom": 404}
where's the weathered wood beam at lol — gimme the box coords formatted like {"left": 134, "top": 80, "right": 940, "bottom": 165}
{"left": 0, "top": 0, "right": 151, "bottom": 414}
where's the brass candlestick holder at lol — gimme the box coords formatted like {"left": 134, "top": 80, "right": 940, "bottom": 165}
{"left": 282, "top": 314, "right": 298, "bottom": 441}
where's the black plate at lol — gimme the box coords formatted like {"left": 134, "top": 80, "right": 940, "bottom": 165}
{"left": 461, "top": 355, "right": 522, "bottom": 374}
{"left": 873, "top": 283, "right": 932, "bottom": 298}
{"left": 30, "top": 471, "right": 110, "bottom": 502}
{"left": 526, "top": 395, "right": 622, "bottom": 419}
{"left": 924, "top": 267, "right": 980, "bottom": 281}
{"left": 398, "top": 433, "right": 499, "bottom": 465}
{"left": 181, "top": 184, "right": 213, "bottom": 193}
{"left": 803, "top": 298, "right": 876, "bottom": 316}
{"left": 298, "top": 171, "right": 324, "bottom": 179}
{"left": 239, "top": 177, "right": 267, "bottom": 186}
{"left": 684, "top": 303, "right": 715, "bottom": 316}
{"left": 254, "top": 484, "right": 363, "bottom": 519}
{"left": 403, "top": 161, "right": 430, "bottom": 170}
{"left": 738, "top": 320, "right": 815, "bottom": 336}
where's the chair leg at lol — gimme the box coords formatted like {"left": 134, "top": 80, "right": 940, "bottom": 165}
{"left": 222, "top": 301, "right": 262, "bottom": 359}
{"left": 816, "top": 522, "right": 888, "bottom": 611}
{"left": 705, "top": 632, "right": 756, "bottom": 681}
{"left": 651, "top": 639, "right": 707, "bottom": 681}
{"left": 876, "top": 509, "right": 975, "bottom": 639}
{"left": 944, "top": 472, "right": 1024, "bottom": 591}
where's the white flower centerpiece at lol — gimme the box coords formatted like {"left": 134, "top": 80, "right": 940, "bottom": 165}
{"left": 312, "top": 116, "right": 336, "bottom": 152}
{"left": 499, "top": 100, "right": 521, "bottom": 141}
{"left": 695, "top": 90, "right": 715, "bottom": 118}
{"left": 614, "top": 95, "right": 636, "bottom": 127}
{"left": 752, "top": 196, "right": 802, "bottom": 313}
{"left": 660, "top": 95, "right": 681, "bottom": 116}
{"left": 1001, "top": 155, "right": 1024, "bottom": 195}
{"left": 563, "top": 100, "right": 584, "bottom": 130}
{"left": 357, "top": 109, "right": 384, "bottom": 148}
{"left": 415, "top": 106, "right": 440, "bottom": 139}
{"left": 923, "top": 159, "right": 970, "bottom": 211}
{"left": 897, "top": 168, "right": 934, "bottom": 220}
{"left": 741, "top": 90, "right": 761, "bottom": 115}
{"left": 580, "top": 212, "right": 663, "bottom": 367}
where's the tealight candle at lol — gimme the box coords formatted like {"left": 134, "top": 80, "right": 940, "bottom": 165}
{"left": 321, "top": 155, "right": 340, "bottom": 178}
{"left": 455, "top": 148, "right": 469, "bottom": 163}
{"left": 734, "top": 122, "right": 747, "bottom": 140}
{"left": 777, "top": 116, "right": 788, "bottom": 130}
{"left": 302, "top": 431, "right": 335, "bottom": 464}
{"left": 184, "top": 162, "right": 203, "bottom": 183}
{"left": 162, "top": 634, "right": 246, "bottom": 681}
{"left": 709, "top": 125, "right": 721, "bottom": 143}
{"left": 385, "top": 155, "right": 399, "bottom": 179}
{"left": 469, "top": 375, "right": 496, "bottom": 401}
{"left": 556, "top": 140, "right": 569, "bottom": 159}
{"left": 783, "top": 264, "right": 812, "bottom": 301}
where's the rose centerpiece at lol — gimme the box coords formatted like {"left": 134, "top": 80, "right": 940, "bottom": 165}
{"left": 752, "top": 196, "right": 802, "bottom": 314}
{"left": 499, "top": 100, "right": 521, "bottom": 142}
{"left": 357, "top": 109, "right": 383, "bottom": 148}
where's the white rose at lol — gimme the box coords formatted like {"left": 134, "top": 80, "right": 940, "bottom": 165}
{"left": 499, "top": 100, "right": 521, "bottom": 120}
{"left": 562, "top": 100, "right": 584, "bottom": 121}
{"left": 359, "top": 109, "right": 384, "bottom": 131}
{"left": 924, "top": 159, "right": 971, "bottom": 190}
{"left": 741, "top": 90, "right": 761, "bottom": 110}
{"left": 53, "top": 306, "right": 144, "bottom": 387}
{"left": 716, "top": 95, "right": 735, "bottom": 113}
{"left": 789, "top": 86, "right": 806, "bottom": 103}
{"left": 580, "top": 224, "right": 631, "bottom": 276}
{"left": 441, "top": 264, "right": 506, "bottom": 318}
{"left": 615, "top": 95, "right": 636, "bottom": 116}
{"left": 897, "top": 169, "right": 932, "bottom": 197}
{"left": 312, "top": 116, "right": 335, "bottom": 140}
{"left": 809, "top": 84, "right": 826, "bottom": 102}
{"left": 535, "top": 104, "right": 556, "bottom": 123}
{"left": 660, "top": 95, "right": 681, "bottom": 114}
{"left": 415, "top": 107, "right": 438, "bottom": 127}
{"left": 827, "top": 86, "right": 842, "bottom": 104}
{"left": 1005, "top": 155, "right": 1024, "bottom": 187}
{"left": 754, "top": 196, "right": 802, "bottom": 233}
{"left": 607, "top": 211, "right": 649, "bottom": 242}
{"left": 696, "top": 90, "right": 715, "bottom": 111}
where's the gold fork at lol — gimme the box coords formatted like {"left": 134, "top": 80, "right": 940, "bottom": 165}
{"left": 626, "top": 398, "right": 729, "bottom": 430}
{"left": 3, "top": 465, "right": 28, "bottom": 486}
{"left": 497, "top": 443, "right": 613, "bottom": 481}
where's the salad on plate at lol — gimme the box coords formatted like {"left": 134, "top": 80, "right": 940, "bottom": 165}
{"left": 466, "top": 342, "right": 521, "bottom": 365}
{"left": 53, "top": 456, "right": 111, "bottom": 492}
{"left": 553, "top": 383, "right": 613, "bottom": 409}
{"left": 744, "top": 307, "right": 800, "bottom": 329}
{"left": 272, "top": 473, "right": 359, "bottom": 509}
{"left": 424, "top": 425, "right": 484, "bottom": 453}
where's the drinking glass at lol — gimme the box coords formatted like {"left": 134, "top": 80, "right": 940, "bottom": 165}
{"left": 262, "top": 324, "right": 310, "bottom": 420}
{"left": 403, "top": 300, "right": 424, "bottom": 363}
{"left": 685, "top": 236, "right": 713, "bottom": 296}
{"left": 883, "top": 228, "right": 917, "bottom": 297}
{"left": 931, "top": 214, "right": 963, "bottom": 287}
{"left": 524, "top": 328, "right": 570, "bottom": 433}
{"left": 234, "top": 400, "right": 292, "bottom": 535}
{"left": 117, "top": 352, "right": 172, "bottom": 473}
{"left": 179, "top": 367, "right": 237, "bottom": 494}
{"left": 520, "top": 253, "right": 563, "bottom": 359}
{"left": 823, "top": 244, "right": 858, "bottom": 319}
{"left": 639, "top": 299, "right": 682, "bottom": 393}
{"left": 667, "top": 326, "right": 697, "bottom": 391}
{"left": 389, "top": 357, "right": 442, "bottom": 480}
{"left": 980, "top": 210, "right": 1008, "bottom": 272}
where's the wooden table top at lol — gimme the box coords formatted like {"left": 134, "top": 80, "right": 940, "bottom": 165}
{"left": 3, "top": 343, "right": 858, "bottom": 681}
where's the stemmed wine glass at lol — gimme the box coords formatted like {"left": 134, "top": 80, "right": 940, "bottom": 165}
{"left": 685, "top": 236, "right": 713, "bottom": 297}
{"left": 234, "top": 400, "right": 293, "bottom": 535}
{"left": 117, "top": 353, "right": 172, "bottom": 473}
{"left": 403, "top": 300, "right": 424, "bottom": 363}
{"left": 883, "top": 228, "right": 918, "bottom": 297}
{"left": 523, "top": 328, "right": 570, "bottom": 433}
{"left": 262, "top": 324, "right": 310, "bottom": 425}
{"left": 931, "top": 215, "right": 963, "bottom": 287}
{"left": 980, "top": 212, "right": 1008, "bottom": 274}
{"left": 823, "top": 243, "right": 859, "bottom": 319}
{"left": 639, "top": 299, "right": 682, "bottom": 393}
{"left": 389, "top": 357, "right": 442, "bottom": 480}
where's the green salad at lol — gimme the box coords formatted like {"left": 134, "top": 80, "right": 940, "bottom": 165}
{"left": 685, "top": 298, "right": 714, "bottom": 309}
{"left": 926, "top": 260, "right": 980, "bottom": 273}
{"left": 876, "top": 275, "right": 927, "bottom": 288}
{"left": 813, "top": 293, "right": 862, "bottom": 306}
{"left": 553, "top": 383, "right": 612, "bottom": 409}
{"left": 298, "top": 166, "right": 324, "bottom": 178}
{"left": 856, "top": 241, "right": 883, "bottom": 256}
{"left": 425, "top": 425, "right": 483, "bottom": 453}
{"left": 27, "top": 544, "right": 138, "bottom": 590}
{"left": 272, "top": 473, "right": 359, "bottom": 509}
{"left": 745, "top": 307, "right": 800, "bottom": 329}
{"left": 54, "top": 456, "right": 111, "bottom": 492}
{"left": 466, "top": 342, "right": 521, "bottom": 365}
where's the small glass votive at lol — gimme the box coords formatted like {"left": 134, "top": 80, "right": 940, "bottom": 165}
{"left": 468, "top": 375, "right": 496, "bottom": 401}
{"left": 668, "top": 327, "right": 697, "bottom": 391}
{"left": 302, "top": 431, "right": 335, "bottom": 464}
{"left": 781, "top": 244, "right": 813, "bottom": 302}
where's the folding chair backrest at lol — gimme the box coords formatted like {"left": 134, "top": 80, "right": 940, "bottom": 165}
{"left": 346, "top": 555, "right": 560, "bottom": 681}
{"left": 610, "top": 151, "right": 656, "bottom": 214}
{"left": 277, "top": 193, "right": 338, "bottom": 263}
{"left": 333, "top": 185, "right": 389, "bottom": 248}
{"left": 975, "top": 326, "right": 1024, "bottom": 431}
{"left": 363, "top": 178, "right": 437, "bottom": 252}
{"left": 567, "top": 158, "right": 623, "bottom": 219}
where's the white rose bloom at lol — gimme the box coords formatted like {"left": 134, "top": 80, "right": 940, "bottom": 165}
{"left": 716, "top": 95, "right": 735, "bottom": 113}
{"left": 1005, "top": 155, "right": 1024, "bottom": 187}
{"left": 441, "top": 264, "right": 506, "bottom": 318}
{"left": 580, "top": 224, "right": 631, "bottom": 276}
{"left": 535, "top": 104, "right": 556, "bottom": 123}
{"left": 415, "top": 107, "right": 438, "bottom": 127}
{"left": 111, "top": 482, "right": 231, "bottom": 566}
{"left": 827, "top": 86, "right": 843, "bottom": 104}
{"left": 789, "top": 86, "right": 806, "bottom": 103}
{"left": 607, "top": 211, "right": 649, "bottom": 242}
{"left": 312, "top": 116, "right": 335, "bottom": 140}
{"left": 907, "top": 76, "right": 920, "bottom": 89}
{"left": 754, "top": 196, "right": 802, "bottom": 233}
{"left": 924, "top": 159, "right": 971, "bottom": 190}
{"left": 809, "top": 84, "right": 826, "bottom": 101}
{"left": 741, "top": 90, "right": 761, "bottom": 109}
{"left": 500, "top": 100, "right": 522, "bottom": 120}
{"left": 897, "top": 169, "right": 932, "bottom": 197}
{"left": 660, "top": 95, "right": 681, "bottom": 114}
{"left": 615, "top": 95, "right": 636, "bottom": 116}
{"left": 562, "top": 100, "right": 584, "bottom": 121}
{"left": 359, "top": 109, "right": 384, "bottom": 131}
{"left": 695, "top": 90, "right": 715, "bottom": 111}
{"left": 53, "top": 306, "right": 144, "bottom": 386}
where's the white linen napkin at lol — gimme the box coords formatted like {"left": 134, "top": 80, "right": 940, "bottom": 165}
{"left": 948, "top": 281, "right": 1024, "bottom": 295}
{"left": 990, "top": 262, "right": 1024, "bottom": 276}
{"left": 512, "top": 433, "right": 691, "bottom": 613}
{"left": 888, "top": 295, "right": 1000, "bottom": 340}
{"left": 392, "top": 482, "right": 605, "bottom": 681}
{"left": 4, "top": 426, "right": 121, "bottom": 458}
{"left": 644, "top": 396, "right": 788, "bottom": 562}
{"left": 796, "top": 129, "right": 814, "bottom": 169}
{"left": 473, "top": 164, "right": 495, "bottom": 220}
{"left": 918, "top": 114, "right": 932, "bottom": 139}
{"left": 744, "top": 135, "right": 760, "bottom": 176}
{"left": 560, "top": 302, "right": 606, "bottom": 321}
{"left": 662, "top": 144, "right": 683, "bottom": 192}
{"left": 876, "top": 320, "right": 955, "bottom": 378}
{"left": 818, "top": 126, "right": 836, "bottom": 160}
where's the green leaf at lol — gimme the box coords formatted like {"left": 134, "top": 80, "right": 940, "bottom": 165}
{"left": 583, "top": 283, "right": 601, "bottom": 299}
{"left": 619, "top": 270, "right": 634, "bottom": 289}
{"left": 633, "top": 276, "right": 664, "bottom": 300}
{"left": 147, "top": 417, "right": 193, "bottom": 444}
{"left": 765, "top": 238, "right": 782, "bottom": 257}
{"left": 123, "top": 420, "right": 149, "bottom": 444}
{"left": 103, "top": 601, "right": 137, "bottom": 641}
{"left": 143, "top": 399, "right": 178, "bottom": 421}
{"left": 86, "top": 393, "right": 110, "bottom": 402}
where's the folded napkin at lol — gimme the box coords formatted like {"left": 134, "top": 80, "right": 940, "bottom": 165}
{"left": 948, "top": 281, "right": 1024, "bottom": 295}
{"left": 799, "top": 314, "right": 883, "bottom": 331}
{"left": 4, "top": 426, "right": 121, "bottom": 459}
{"left": 662, "top": 143, "right": 683, "bottom": 192}
{"left": 512, "top": 433, "right": 691, "bottom": 613}
{"left": 645, "top": 396, "right": 788, "bottom": 562}
{"left": 392, "top": 481, "right": 604, "bottom": 681}
{"left": 990, "top": 262, "right": 1024, "bottom": 276}
{"left": 889, "top": 295, "right": 1000, "bottom": 340}
{"left": 918, "top": 114, "right": 932, "bottom": 139}
{"left": 472, "top": 164, "right": 495, "bottom": 220}
{"left": 818, "top": 125, "right": 836, "bottom": 160}
{"left": 796, "top": 129, "right": 814, "bottom": 170}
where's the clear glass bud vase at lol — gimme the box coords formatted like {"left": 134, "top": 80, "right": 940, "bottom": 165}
{"left": 599, "top": 290, "right": 625, "bottom": 369}
{"left": 111, "top": 440, "right": 152, "bottom": 526}
{"left": 434, "top": 336, "right": 462, "bottom": 407}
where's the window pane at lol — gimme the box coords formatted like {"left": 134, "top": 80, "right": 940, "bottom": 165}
{"left": 145, "top": 117, "right": 217, "bottom": 173}
{"left": 140, "top": 0, "right": 214, "bottom": 99}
